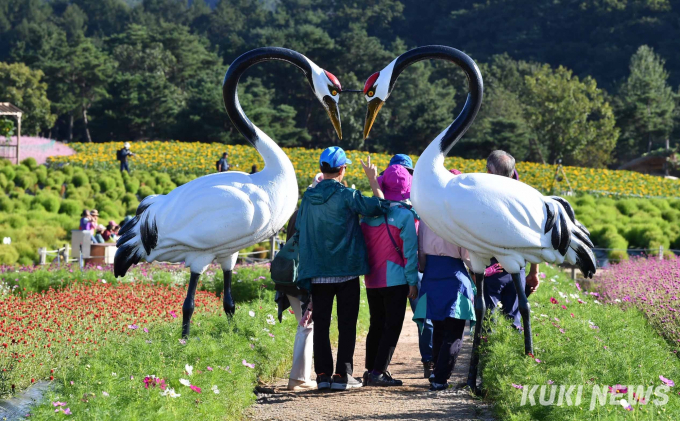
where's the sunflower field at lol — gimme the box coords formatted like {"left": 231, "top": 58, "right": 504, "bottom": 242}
{"left": 48, "top": 142, "right": 680, "bottom": 198}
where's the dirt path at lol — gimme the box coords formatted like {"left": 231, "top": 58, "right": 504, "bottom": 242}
{"left": 249, "top": 311, "right": 494, "bottom": 421}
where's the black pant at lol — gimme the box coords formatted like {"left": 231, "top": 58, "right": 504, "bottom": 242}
{"left": 432, "top": 317, "right": 466, "bottom": 384}
{"left": 365, "top": 284, "right": 409, "bottom": 373}
{"left": 312, "top": 278, "right": 360, "bottom": 377}
{"left": 120, "top": 161, "right": 129, "bottom": 173}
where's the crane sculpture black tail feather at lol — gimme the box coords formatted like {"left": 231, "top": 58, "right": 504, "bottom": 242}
{"left": 543, "top": 197, "right": 596, "bottom": 279}
{"left": 114, "top": 195, "right": 160, "bottom": 277}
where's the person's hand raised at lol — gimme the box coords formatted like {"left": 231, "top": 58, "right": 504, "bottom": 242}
{"left": 360, "top": 154, "right": 379, "bottom": 180}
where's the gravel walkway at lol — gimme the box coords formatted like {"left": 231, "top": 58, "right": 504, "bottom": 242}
{"left": 250, "top": 311, "right": 494, "bottom": 421}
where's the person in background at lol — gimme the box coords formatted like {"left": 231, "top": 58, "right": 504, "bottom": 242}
{"left": 79, "top": 210, "right": 92, "bottom": 231}
{"left": 414, "top": 168, "right": 477, "bottom": 391}
{"left": 274, "top": 172, "right": 323, "bottom": 392}
{"left": 117, "top": 142, "right": 135, "bottom": 173}
{"left": 294, "top": 147, "right": 387, "bottom": 391}
{"left": 382, "top": 154, "right": 435, "bottom": 379}
{"left": 217, "top": 152, "right": 230, "bottom": 172}
{"left": 102, "top": 221, "right": 119, "bottom": 242}
{"left": 360, "top": 164, "right": 419, "bottom": 387}
{"left": 93, "top": 225, "right": 106, "bottom": 244}
{"left": 90, "top": 209, "right": 100, "bottom": 242}
{"left": 483, "top": 151, "right": 541, "bottom": 328}
{"left": 250, "top": 164, "right": 258, "bottom": 174}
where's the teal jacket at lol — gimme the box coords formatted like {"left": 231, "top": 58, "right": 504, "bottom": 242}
{"left": 295, "top": 179, "right": 388, "bottom": 281}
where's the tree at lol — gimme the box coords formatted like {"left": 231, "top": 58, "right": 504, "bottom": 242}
{"left": 0, "top": 62, "right": 55, "bottom": 135}
{"left": 42, "top": 39, "right": 116, "bottom": 142}
{"left": 523, "top": 65, "right": 618, "bottom": 167}
{"left": 615, "top": 45, "right": 675, "bottom": 162}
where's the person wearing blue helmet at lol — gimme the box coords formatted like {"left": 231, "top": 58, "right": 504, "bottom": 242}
{"left": 295, "top": 146, "right": 388, "bottom": 391}
{"left": 380, "top": 154, "right": 414, "bottom": 175}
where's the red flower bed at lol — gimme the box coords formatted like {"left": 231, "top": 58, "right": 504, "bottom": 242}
{"left": 0, "top": 281, "right": 220, "bottom": 394}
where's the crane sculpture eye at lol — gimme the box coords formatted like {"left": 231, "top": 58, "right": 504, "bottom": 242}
{"left": 368, "top": 91, "right": 374, "bottom": 97}
{"left": 331, "top": 90, "right": 338, "bottom": 96}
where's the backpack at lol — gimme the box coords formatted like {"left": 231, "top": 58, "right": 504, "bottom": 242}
{"left": 117, "top": 149, "right": 124, "bottom": 161}
{"left": 270, "top": 236, "right": 306, "bottom": 290}
{"left": 216, "top": 160, "right": 220, "bottom": 171}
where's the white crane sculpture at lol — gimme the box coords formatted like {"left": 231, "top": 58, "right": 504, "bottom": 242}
{"left": 114, "top": 47, "right": 343, "bottom": 338}
{"left": 362, "top": 45, "right": 596, "bottom": 391}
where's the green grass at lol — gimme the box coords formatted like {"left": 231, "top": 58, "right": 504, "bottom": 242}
{"left": 480, "top": 265, "right": 680, "bottom": 420}
{"left": 16, "top": 267, "right": 369, "bottom": 420}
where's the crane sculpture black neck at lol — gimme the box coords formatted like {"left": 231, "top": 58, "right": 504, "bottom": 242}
{"left": 222, "top": 47, "right": 314, "bottom": 144}
{"left": 389, "top": 45, "right": 484, "bottom": 156}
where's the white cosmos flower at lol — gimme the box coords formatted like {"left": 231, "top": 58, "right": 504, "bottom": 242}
{"left": 185, "top": 364, "right": 193, "bottom": 376}
{"left": 161, "top": 388, "right": 181, "bottom": 398}
{"left": 266, "top": 314, "right": 276, "bottom": 325}
{"left": 248, "top": 310, "right": 255, "bottom": 317}
{"left": 211, "top": 385, "right": 220, "bottom": 394}
{"left": 179, "top": 378, "right": 191, "bottom": 387}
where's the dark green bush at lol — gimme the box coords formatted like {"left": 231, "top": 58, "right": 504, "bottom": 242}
{"left": 33, "top": 194, "right": 60, "bottom": 213}
{"left": 0, "top": 166, "right": 15, "bottom": 181}
{"left": 72, "top": 172, "right": 89, "bottom": 187}
{"left": 97, "top": 176, "right": 116, "bottom": 193}
{"left": 0, "top": 196, "right": 13, "bottom": 212}
{"left": 138, "top": 185, "right": 155, "bottom": 199}
{"left": 4, "top": 214, "right": 27, "bottom": 229}
{"left": 59, "top": 199, "right": 82, "bottom": 217}
{"left": 124, "top": 177, "right": 140, "bottom": 194}
{"left": 14, "top": 172, "right": 37, "bottom": 189}
{"left": 20, "top": 157, "right": 37, "bottom": 170}
{"left": 0, "top": 245, "right": 19, "bottom": 265}
{"left": 615, "top": 199, "right": 638, "bottom": 216}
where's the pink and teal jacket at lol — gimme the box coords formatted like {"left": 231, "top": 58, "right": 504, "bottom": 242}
{"left": 360, "top": 203, "right": 419, "bottom": 289}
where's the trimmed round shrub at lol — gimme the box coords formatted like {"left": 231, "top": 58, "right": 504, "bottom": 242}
{"left": 4, "top": 181, "right": 14, "bottom": 193}
{"left": 35, "top": 166, "right": 47, "bottom": 184}
{"left": 60, "top": 165, "right": 74, "bottom": 177}
{"left": 33, "top": 194, "right": 60, "bottom": 213}
{"left": 0, "top": 196, "right": 14, "bottom": 212}
{"left": 98, "top": 176, "right": 116, "bottom": 193}
{"left": 20, "top": 157, "right": 37, "bottom": 170}
{"left": 59, "top": 199, "right": 82, "bottom": 217}
{"left": 615, "top": 199, "right": 638, "bottom": 216}
{"left": 124, "top": 177, "right": 140, "bottom": 194}
{"left": 4, "top": 214, "right": 27, "bottom": 229}
{"left": 138, "top": 186, "right": 155, "bottom": 200}
{"left": 72, "top": 172, "right": 89, "bottom": 188}
{"left": 0, "top": 166, "right": 15, "bottom": 181}
{"left": 14, "top": 172, "right": 37, "bottom": 189}
{"left": 0, "top": 245, "right": 19, "bottom": 265}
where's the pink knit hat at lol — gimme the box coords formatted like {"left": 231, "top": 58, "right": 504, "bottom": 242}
{"left": 450, "top": 168, "right": 462, "bottom": 175}
{"left": 378, "top": 165, "right": 412, "bottom": 201}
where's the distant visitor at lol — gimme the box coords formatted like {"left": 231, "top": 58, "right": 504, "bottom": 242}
{"left": 216, "top": 152, "right": 230, "bottom": 172}
{"left": 117, "top": 142, "right": 135, "bottom": 173}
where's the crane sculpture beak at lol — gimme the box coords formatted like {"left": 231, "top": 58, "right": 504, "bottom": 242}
{"left": 364, "top": 98, "right": 384, "bottom": 139}
{"left": 323, "top": 96, "right": 342, "bottom": 140}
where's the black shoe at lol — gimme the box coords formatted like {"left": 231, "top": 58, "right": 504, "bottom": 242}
{"left": 316, "top": 374, "right": 331, "bottom": 390}
{"left": 423, "top": 361, "right": 434, "bottom": 379}
{"left": 429, "top": 373, "right": 435, "bottom": 384}
{"left": 429, "top": 381, "right": 449, "bottom": 391}
{"left": 362, "top": 371, "right": 369, "bottom": 386}
{"left": 367, "top": 371, "right": 403, "bottom": 386}
{"left": 330, "top": 374, "right": 362, "bottom": 390}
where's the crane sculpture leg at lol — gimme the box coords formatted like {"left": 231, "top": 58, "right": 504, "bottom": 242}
{"left": 182, "top": 273, "right": 201, "bottom": 338}
{"left": 512, "top": 271, "right": 533, "bottom": 355}
{"left": 182, "top": 253, "right": 239, "bottom": 338}
{"left": 223, "top": 269, "right": 235, "bottom": 316}
{"left": 467, "top": 272, "right": 485, "bottom": 392}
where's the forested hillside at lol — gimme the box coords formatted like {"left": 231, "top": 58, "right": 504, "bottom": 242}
{"left": 1, "top": 0, "right": 679, "bottom": 169}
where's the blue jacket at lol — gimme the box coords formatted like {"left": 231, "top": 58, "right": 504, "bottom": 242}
{"left": 295, "top": 179, "right": 387, "bottom": 281}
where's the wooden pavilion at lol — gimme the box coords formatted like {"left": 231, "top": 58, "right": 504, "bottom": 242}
{"left": 0, "top": 102, "right": 23, "bottom": 164}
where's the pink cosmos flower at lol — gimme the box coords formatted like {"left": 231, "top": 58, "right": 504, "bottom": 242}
{"left": 242, "top": 359, "right": 255, "bottom": 369}
{"left": 575, "top": 282, "right": 581, "bottom": 291}
{"left": 207, "top": 366, "right": 213, "bottom": 371}
{"left": 562, "top": 305, "right": 567, "bottom": 310}
{"left": 547, "top": 380, "right": 554, "bottom": 384}
{"left": 539, "top": 273, "right": 546, "bottom": 279}
{"left": 559, "top": 329, "right": 565, "bottom": 334}
{"left": 179, "top": 339, "right": 186, "bottom": 345}
{"left": 169, "top": 311, "right": 178, "bottom": 318}
{"left": 535, "top": 359, "right": 541, "bottom": 363}
{"left": 190, "top": 385, "right": 202, "bottom": 393}
{"left": 268, "top": 333, "right": 275, "bottom": 338}
{"left": 660, "top": 375, "right": 675, "bottom": 387}
{"left": 143, "top": 327, "right": 149, "bottom": 333}
{"left": 550, "top": 297, "right": 558, "bottom": 304}
{"left": 128, "top": 324, "right": 139, "bottom": 330}
{"left": 511, "top": 383, "right": 523, "bottom": 389}
{"left": 64, "top": 408, "right": 72, "bottom": 415}
{"left": 570, "top": 313, "right": 574, "bottom": 318}
{"left": 608, "top": 385, "right": 628, "bottom": 394}
{"left": 52, "top": 402, "right": 67, "bottom": 407}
